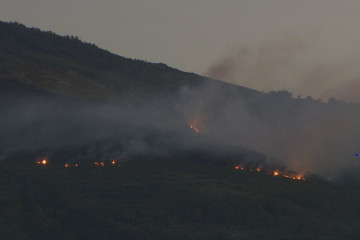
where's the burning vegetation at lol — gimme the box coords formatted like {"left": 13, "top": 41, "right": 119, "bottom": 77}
{"left": 65, "top": 163, "right": 79, "bottom": 167}
{"left": 36, "top": 159, "right": 47, "bottom": 166}
{"left": 36, "top": 156, "right": 123, "bottom": 168}
{"left": 189, "top": 124, "right": 200, "bottom": 133}
{"left": 188, "top": 119, "right": 202, "bottom": 134}
{"left": 234, "top": 164, "right": 306, "bottom": 181}
{"left": 33, "top": 157, "right": 305, "bottom": 181}
{"left": 94, "top": 161, "right": 105, "bottom": 167}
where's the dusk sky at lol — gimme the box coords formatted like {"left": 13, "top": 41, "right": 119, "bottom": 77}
{"left": 2, "top": 0, "right": 360, "bottom": 101}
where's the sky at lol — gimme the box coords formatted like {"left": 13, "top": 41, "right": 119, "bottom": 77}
{"left": 2, "top": 0, "right": 360, "bottom": 101}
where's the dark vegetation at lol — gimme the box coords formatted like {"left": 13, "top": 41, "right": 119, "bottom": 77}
{"left": 0, "top": 21, "right": 209, "bottom": 99}
{"left": 1, "top": 158, "right": 360, "bottom": 240}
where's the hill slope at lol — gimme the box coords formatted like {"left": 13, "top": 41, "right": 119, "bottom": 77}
{"left": 0, "top": 21, "right": 259, "bottom": 100}
{"left": 2, "top": 20, "right": 360, "bottom": 180}
{"left": 1, "top": 159, "right": 360, "bottom": 240}
{"left": 2, "top": 20, "right": 360, "bottom": 239}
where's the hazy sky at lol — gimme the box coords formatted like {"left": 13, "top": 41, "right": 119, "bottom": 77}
{"left": 2, "top": 0, "right": 360, "bottom": 101}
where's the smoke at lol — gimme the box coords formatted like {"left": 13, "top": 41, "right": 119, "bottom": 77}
{"left": 0, "top": 89, "right": 229, "bottom": 165}
{"left": 206, "top": 37, "right": 360, "bottom": 103}
{"left": 175, "top": 81, "right": 360, "bottom": 180}
{"left": 2, "top": 76, "right": 360, "bottom": 182}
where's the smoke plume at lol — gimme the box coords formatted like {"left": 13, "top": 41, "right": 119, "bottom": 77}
{"left": 206, "top": 37, "right": 360, "bottom": 103}
{"left": 2, "top": 77, "right": 360, "bottom": 182}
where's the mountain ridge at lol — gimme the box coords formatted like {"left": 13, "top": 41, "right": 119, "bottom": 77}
{"left": 0, "top": 20, "right": 261, "bottom": 101}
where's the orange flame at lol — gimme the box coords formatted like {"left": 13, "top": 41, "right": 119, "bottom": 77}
{"left": 234, "top": 165, "right": 306, "bottom": 181}
{"left": 189, "top": 125, "right": 199, "bottom": 133}
{"left": 36, "top": 159, "right": 47, "bottom": 165}
{"left": 234, "top": 165, "right": 245, "bottom": 171}
{"left": 94, "top": 161, "right": 105, "bottom": 167}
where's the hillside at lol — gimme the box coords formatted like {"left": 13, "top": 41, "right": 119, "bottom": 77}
{"left": 0, "top": 21, "right": 259, "bottom": 101}
{"left": 1, "top": 158, "right": 360, "bottom": 240}
{"left": 2, "top": 20, "right": 360, "bottom": 178}
{"left": 2, "top": 20, "right": 360, "bottom": 239}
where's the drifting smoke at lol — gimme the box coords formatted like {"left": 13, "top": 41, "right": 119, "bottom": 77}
{"left": 2, "top": 76, "right": 360, "bottom": 181}
{"left": 176, "top": 81, "right": 360, "bottom": 180}
{"left": 206, "top": 37, "right": 360, "bottom": 103}
{"left": 0, "top": 97, "right": 192, "bottom": 160}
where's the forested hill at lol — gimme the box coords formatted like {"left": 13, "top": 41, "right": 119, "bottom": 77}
{"left": 2, "top": 20, "right": 360, "bottom": 182}
{"left": 3, "top": 20, "right": 360, "bottom": 240}
{"left": 0, "top": 20, "right": 260, "bottom": 100}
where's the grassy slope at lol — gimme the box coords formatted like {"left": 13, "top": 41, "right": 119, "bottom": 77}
{"left": 0, "top": 159, "right": 359, "bottom": 240}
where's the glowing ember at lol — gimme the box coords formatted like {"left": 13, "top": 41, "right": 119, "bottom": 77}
{"left": 36, "top": 159, "right": 47, "bottom": 165}
{"left": 65, "top": 163, "right": 69, "bottom": 168}
{"left": 111, "top": 160, "right": 116, "bottom": 165}
{"left": 74, "top": 163, "right": 79, "bottom": 167}
{"left": 94, "top": 161, "right": 105, "bottom": 167}
{"left": 189, "top": 125, "right": 199, "bottom": 133}
{"left": 296, "top": 176, "right": 305, "bottom": 180}
{"left": 233, "top": 165, "right": 306, "bottom": 181}
{"left": 234, "top": 165, "right": 245, "bottom": 171}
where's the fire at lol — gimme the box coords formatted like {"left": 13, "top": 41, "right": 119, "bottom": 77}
{"left": 234, "top": 166, "right": 305, "bottom": 181}
{"left": 64, "top": 162, "right": 79, "bottom": 168}
{"left": 297, "top": 176, "right": 306, "bottom": 180}
{"left": 94, "top": 161, "right": 105, "bottom": 167}
{"left": 36, "top": 159, "right": 47, "bottom": 165}
{"left": 189, "top": 125, "right": 199, "bottom": 133}
{"left": 234, "top": 165, "right": 245, "bottom": 171}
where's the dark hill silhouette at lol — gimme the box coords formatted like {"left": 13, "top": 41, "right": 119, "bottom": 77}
{"left": 0, "top": 21, "right": 259, "bottom": 100}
